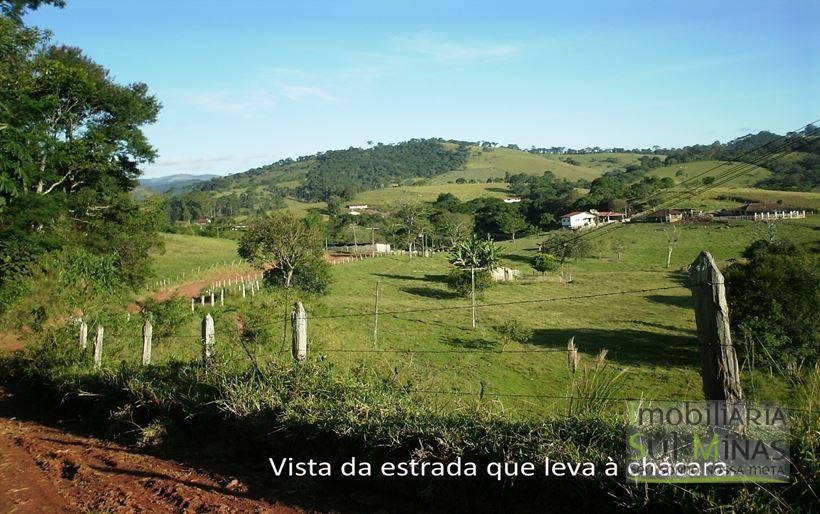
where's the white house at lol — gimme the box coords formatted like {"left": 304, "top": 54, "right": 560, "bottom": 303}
{"left": 561, "top": 211, "right": 596, "bottom": 230}
{"left": 347, "top": 204, "right": 368, "bottom": 211}
{"left": 503, "top": 197, "right": 522, "bottom": 204}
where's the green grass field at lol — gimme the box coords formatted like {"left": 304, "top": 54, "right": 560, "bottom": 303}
{"left": 352, "top": 182, "right": 509, "bottom": 206}
{"left": 647, "top": 160, "right": 772, "bottom": 188}
{"left": 431, "top": 147, "right": 648, "bottom": 184}
{"left": 148, "top": 233, "right": 251, "bottom": 290}
{"left": 119, "top": 217, "right": 818, "bottom": 417}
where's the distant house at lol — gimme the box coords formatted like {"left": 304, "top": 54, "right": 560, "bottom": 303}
{"left": 347, "top": 204, "right": 368, "bottom": 211}
{"left": 192, "top": 218, "right": 211, "bottom": 227}
{"left": 715, "top": 203, "right": 806, "bottom": 221}
{"left": 644, "top": 209, "right": 683, "bottom": 223}
{"left": 595, "top": 211, "right": 627, "bottom": 224}
{"left": 503, "top": 197, "right": 522, "bottom": 204}
{"left": 561, "top": 211, "right": 596, "bottom": 230}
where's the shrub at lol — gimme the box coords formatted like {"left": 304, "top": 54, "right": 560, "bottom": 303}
{"left": 725, "top": 239, "right": 818, "bottom": 365}
{"left": 446, "top": 268, "right": 492, "bottom": 297}
{"left": 496, "top": 319, "right": 533, "bottom": 343}
{"left": 531, "top": 253, "right": 559, "bottom": 275}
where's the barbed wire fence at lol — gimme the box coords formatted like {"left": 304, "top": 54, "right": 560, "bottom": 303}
{"left": 70, "top": 252, "right": 815, "bottom": 416}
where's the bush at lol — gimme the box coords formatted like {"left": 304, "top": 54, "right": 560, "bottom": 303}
{"left": 725, "top": 239, "right": 818, "bottom": 366}
{"left": 138, "top": 297, "right": 191, "bottom": 339}
{"left": 496, "top": 319, "right": 533, "bottom": 343}
{"left": 531, "top": 253, "right": 559, "bottom": 275}
{"left": 446, "top": 268, "right": 492, "bottom": 297}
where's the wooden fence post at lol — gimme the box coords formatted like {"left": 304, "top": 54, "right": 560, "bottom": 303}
{"left": 142, "top": 319, "right": 153, "bottom": 366}
{"left": 93, "top": 325, "right": 104, "bottom": 369}
{"left": 220, "top": 288, "right": 224, "bottom": 306}
{"left": 202, "top": 313, "right": 215, "bottom": 364}
{"left": 373, "top": 281, "right": 380, "bottom": 348}
{"left": 689, "top": 251, "right": 744, "bottom": 405}
{"left": 210, "top": 291, "right": 215, "bottom": 306}
{"left": 291, "top": 302, "right": 307, "bottom": 361}
{"left": 191, "top": 298, "right": 195, "bottom": 312}
{"left": 79, "top": 320, "right": 88, "bottom": 349}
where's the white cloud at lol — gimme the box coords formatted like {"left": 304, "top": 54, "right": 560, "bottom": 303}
{"left": 180, "top": 84, "right": 337, "bottom": 114}
{"left": 280, "top": 84, "right": 338, "bottom": 103}
{"left": 393, "top": 33, "right": 521, "bottom": 60}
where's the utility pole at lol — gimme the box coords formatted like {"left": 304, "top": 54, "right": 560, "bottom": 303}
{"left": 350, "top": 223, "right": 359, "bottom": 255}
{"left": 368, "top": 227, "right": 380, "bottom": 257}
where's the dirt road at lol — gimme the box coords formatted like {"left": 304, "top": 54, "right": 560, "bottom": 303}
{"left": 0, "top": 390, "right": 300, "bottom": 513}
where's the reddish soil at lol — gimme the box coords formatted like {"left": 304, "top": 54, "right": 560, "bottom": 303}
{"left": 0, "top": 391, "right": 300, "bottom": 513}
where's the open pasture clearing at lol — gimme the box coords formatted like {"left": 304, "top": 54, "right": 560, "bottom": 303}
{"left": 110, "top": 218, "right": 818, "bottom": 417}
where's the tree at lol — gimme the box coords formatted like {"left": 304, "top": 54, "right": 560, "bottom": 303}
{"left": 433, "top": 211, "right": 472, "bottom": 246}
{"left": 495, "top": 206, "right": 529, "bottom": 241}
{"left": 531, "top": 253, "right": 559, "bottom": 275}
{"left": 237, "top": 213, "right": 326, "bottom": 289}
{"left": 389, "top": 202, "right": 429, "bottom": 257}
{"left": 724, "top": 240, "right": 818, "bottom": 365}
{"left": 539, "top": 232, "right": 592, "bottom": 274}
{"left": 1, "top": 0, "right": 64, "bottom": 21}
{"left": 0, "top": 18, "right": 161, "bottom": 297}
{"left": 663, "top": 224, "right": 680, "bottom": 268}
{"left": 447, "top": 236, "right": 503, "bottom": 298}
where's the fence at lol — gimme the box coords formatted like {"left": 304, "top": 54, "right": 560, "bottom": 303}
{"left": 69, "top": 251, "right": 778, "bottom": 411}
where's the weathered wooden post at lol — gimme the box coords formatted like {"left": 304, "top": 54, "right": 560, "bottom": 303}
{"left": 689, "top": 251, "right": 744, "bottom": 405}
{"left": 200, "top": 294, "right": 205, "bottom": 306}
{"left": 142, "top": 319, "right": 153, "bottom": 366}
{"left": 210, "top": 291, "right": 215, "bottom": 306}
{"left": 79, "top": 320, "right": 88, "bottom": 349}
{"left": 373, "top": 281, "right": 380, "bottom": 348}
{"left": 191, "top": 298, "right": 195, "bottom": 312}
{"left": 93, "top": 325, "right": 104, "bottom": 369}
{"left": 291, "top": 302, "right": 307, "bottom": 361}
{"left": 201, "top": 313, "right": 215, "bottom": 364}
{"left": 242, "top": 282, "right": 246, "bottom": 298}
{"left": 220, "top": 288, "right": 224, "bottom": 306}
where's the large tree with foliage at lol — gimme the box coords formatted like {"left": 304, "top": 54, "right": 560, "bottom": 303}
{"left": 237, "top": 213, "right": 327, "bottom": 289}
{"left": 0, "top": 16, "right": 162, "bottom": 301}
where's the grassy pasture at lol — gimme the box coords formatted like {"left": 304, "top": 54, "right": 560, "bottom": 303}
{"left": 647, "top": 160, "right": 771, "bottom": 188}
{"left": 352, "top": 182, "right": 509, "bottom": 206}
{"left": 126, "top": 217, "right": 817, "bottom": 417}
{"left": 431, "top": 147, "right": 647, "bottom": 184}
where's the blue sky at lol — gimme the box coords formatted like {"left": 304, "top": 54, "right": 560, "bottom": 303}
{"left": 25, "top": 0, "right": 820, "bottom": 178}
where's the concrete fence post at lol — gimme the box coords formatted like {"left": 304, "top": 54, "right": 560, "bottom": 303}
{"left": 93, "top": 325, "right": 104, "bottom": 369}
{"left": 142, "top": 319, "right": 153, "bottom": 366}
{"left": 220, "top": 288, "right": 224, "bottom": 306}
{"left": 242, "top": 282, "right": 246, "bottom": 298}
{"left": 191, "top": 298, "right": 195, "bottom": 312}
{"left": 210, "top": 291, "right": 215, "bottom": 307}
{"left": 291, "top": 302, "right": 307, "bottom": 361}
{"left": 200, "top": 294, "right": 205, "bottom": 306}
{"left": 79, "top": 320, "right": 88, "bottom": 349}
{"left": 202, "top": 313, "right": 215, "bottom": 364}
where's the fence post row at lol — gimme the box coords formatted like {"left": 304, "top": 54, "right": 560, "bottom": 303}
{"left": 292, "top": 302, "right": 307, "bottom": 361}
{"left": 689, "top": 251, "right": 744, "bottom": 407}
{"left": 142, "top": 319, "right": 153, "bottom": 366}
{"left": 202, "top": 313, "right": 215, "bottom": 364}
{"left": 93, "top": 325, "right": 104, "bottom": 369}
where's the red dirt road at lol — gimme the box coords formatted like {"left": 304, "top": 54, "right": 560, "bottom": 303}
{"left": 0, "top": 394, "right": 300, "bottom": 513}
